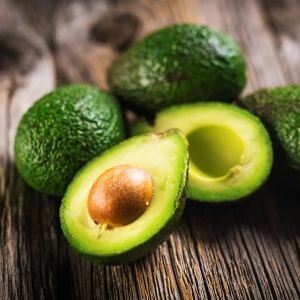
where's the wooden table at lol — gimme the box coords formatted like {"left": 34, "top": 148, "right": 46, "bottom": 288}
{"left": 0, "top": 0, "right": 299, "bottom": 299}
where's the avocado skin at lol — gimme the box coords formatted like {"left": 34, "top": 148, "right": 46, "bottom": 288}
{"left": 241, "top": 86, "right": 300, "bottom": 170}
{"left": 14, "top": 84, "right": 125, "bottom": 196}
{"left": 109, "top": 24, "right": 247, "bottom": 114}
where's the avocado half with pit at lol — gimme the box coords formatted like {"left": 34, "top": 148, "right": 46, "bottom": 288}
{"left": 60, "top": 129, "right": 188, "bottom": 264}
{"left": 154, "top": 103, "right": 273, "bottom": 202}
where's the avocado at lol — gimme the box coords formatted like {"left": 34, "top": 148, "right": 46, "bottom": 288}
{"left": 14, "top": 84, "right": 125, "bottom": 197}
{"left": 241, "top": 86, "right": 300, "bottom": 170}
{"left": 109, "top": 24, "right": 247, "bottom": 114}
{"left": 130, "top": 120, "right": 153, "bottom": 136}
{"left": 153, "top": 103, "right": 273, "bottom": 202}
{"left": 59, "top": 129, "right": 189, "bottom": 264}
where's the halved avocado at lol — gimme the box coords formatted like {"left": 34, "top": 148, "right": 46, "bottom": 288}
{"left": 154, "top": 103, "right": 273, "bottom": 202}
{"left": 59, "top": 129, "right": 188, "bottom": 264}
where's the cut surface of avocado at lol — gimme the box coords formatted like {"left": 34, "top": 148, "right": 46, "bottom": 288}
{"left": 154, "top": 103, "right": 273, "bottom": 202}
{"left": 59, "top": 130, "right": 188, "bottom": 264}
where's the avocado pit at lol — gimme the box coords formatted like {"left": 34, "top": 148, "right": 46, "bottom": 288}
{"left": 87, "top": 165, "right": 153, "bottom": 228}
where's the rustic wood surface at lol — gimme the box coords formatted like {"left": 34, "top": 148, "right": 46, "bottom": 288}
{"left": 0, "top": 0, "right": 299, "bottom": 299}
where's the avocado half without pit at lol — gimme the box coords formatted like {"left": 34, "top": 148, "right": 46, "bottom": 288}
{"left": 154, "top": 103, "right": 273, "bottom": 202}
{"left": 59, "top": 129, "right": 189, "bottom": 264}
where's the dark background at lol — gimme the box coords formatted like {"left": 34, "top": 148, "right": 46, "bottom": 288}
{"left": 0, "top": 0, "right": 299, "bottom": 299}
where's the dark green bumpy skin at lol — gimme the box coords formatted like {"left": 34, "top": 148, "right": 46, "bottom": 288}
{"left": 241, "top": 86, "right": 300, "bottom": 170}
{"left": 14, "top": 85, "right": 125, "bottom": 196}
{"left": 109, "top": 24, "right": 247, "bottom": 114}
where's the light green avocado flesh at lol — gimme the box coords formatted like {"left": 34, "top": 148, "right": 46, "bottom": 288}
{"left": 60, "top": 130, "right": 188, "bottom": 264}
{"left": 154, "top": 103, "right": 273, "bottom": 202}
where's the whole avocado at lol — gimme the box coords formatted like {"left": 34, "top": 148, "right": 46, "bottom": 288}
{"left": 14, "top": 84, "right": 125, "bottom": 196}
{"left": 109, "top": 24, "right": 247, "bottom": 114}
{"left": 241, "top": 85, "right": 300, "bottom": 170}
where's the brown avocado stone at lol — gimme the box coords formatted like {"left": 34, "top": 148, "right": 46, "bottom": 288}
{"left": 59, "top": 130, "right": 189, "bottom": 264}
{"left": 88, "top": 165, "right": 153, "bottom": 227}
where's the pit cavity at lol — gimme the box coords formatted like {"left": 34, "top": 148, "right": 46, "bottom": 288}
{"left": 187, "top": 125, "right": 244, "bottom": 178}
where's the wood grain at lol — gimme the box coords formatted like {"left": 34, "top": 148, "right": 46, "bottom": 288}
{"left": 0, "top": 0, "right": 299, "bottom": 299}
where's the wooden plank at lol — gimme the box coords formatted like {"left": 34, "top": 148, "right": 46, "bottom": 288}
{"left": 51, "top": 0, "right": 200, "bottom": 88}
{"left": 0, "top": 0, "right": 299, "bottom": 299}
{"left": 261, "top": 0, "right": 300, "bottom": 83}
{"left": 0, "top": 1, "right": 55, "bottom": 299}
